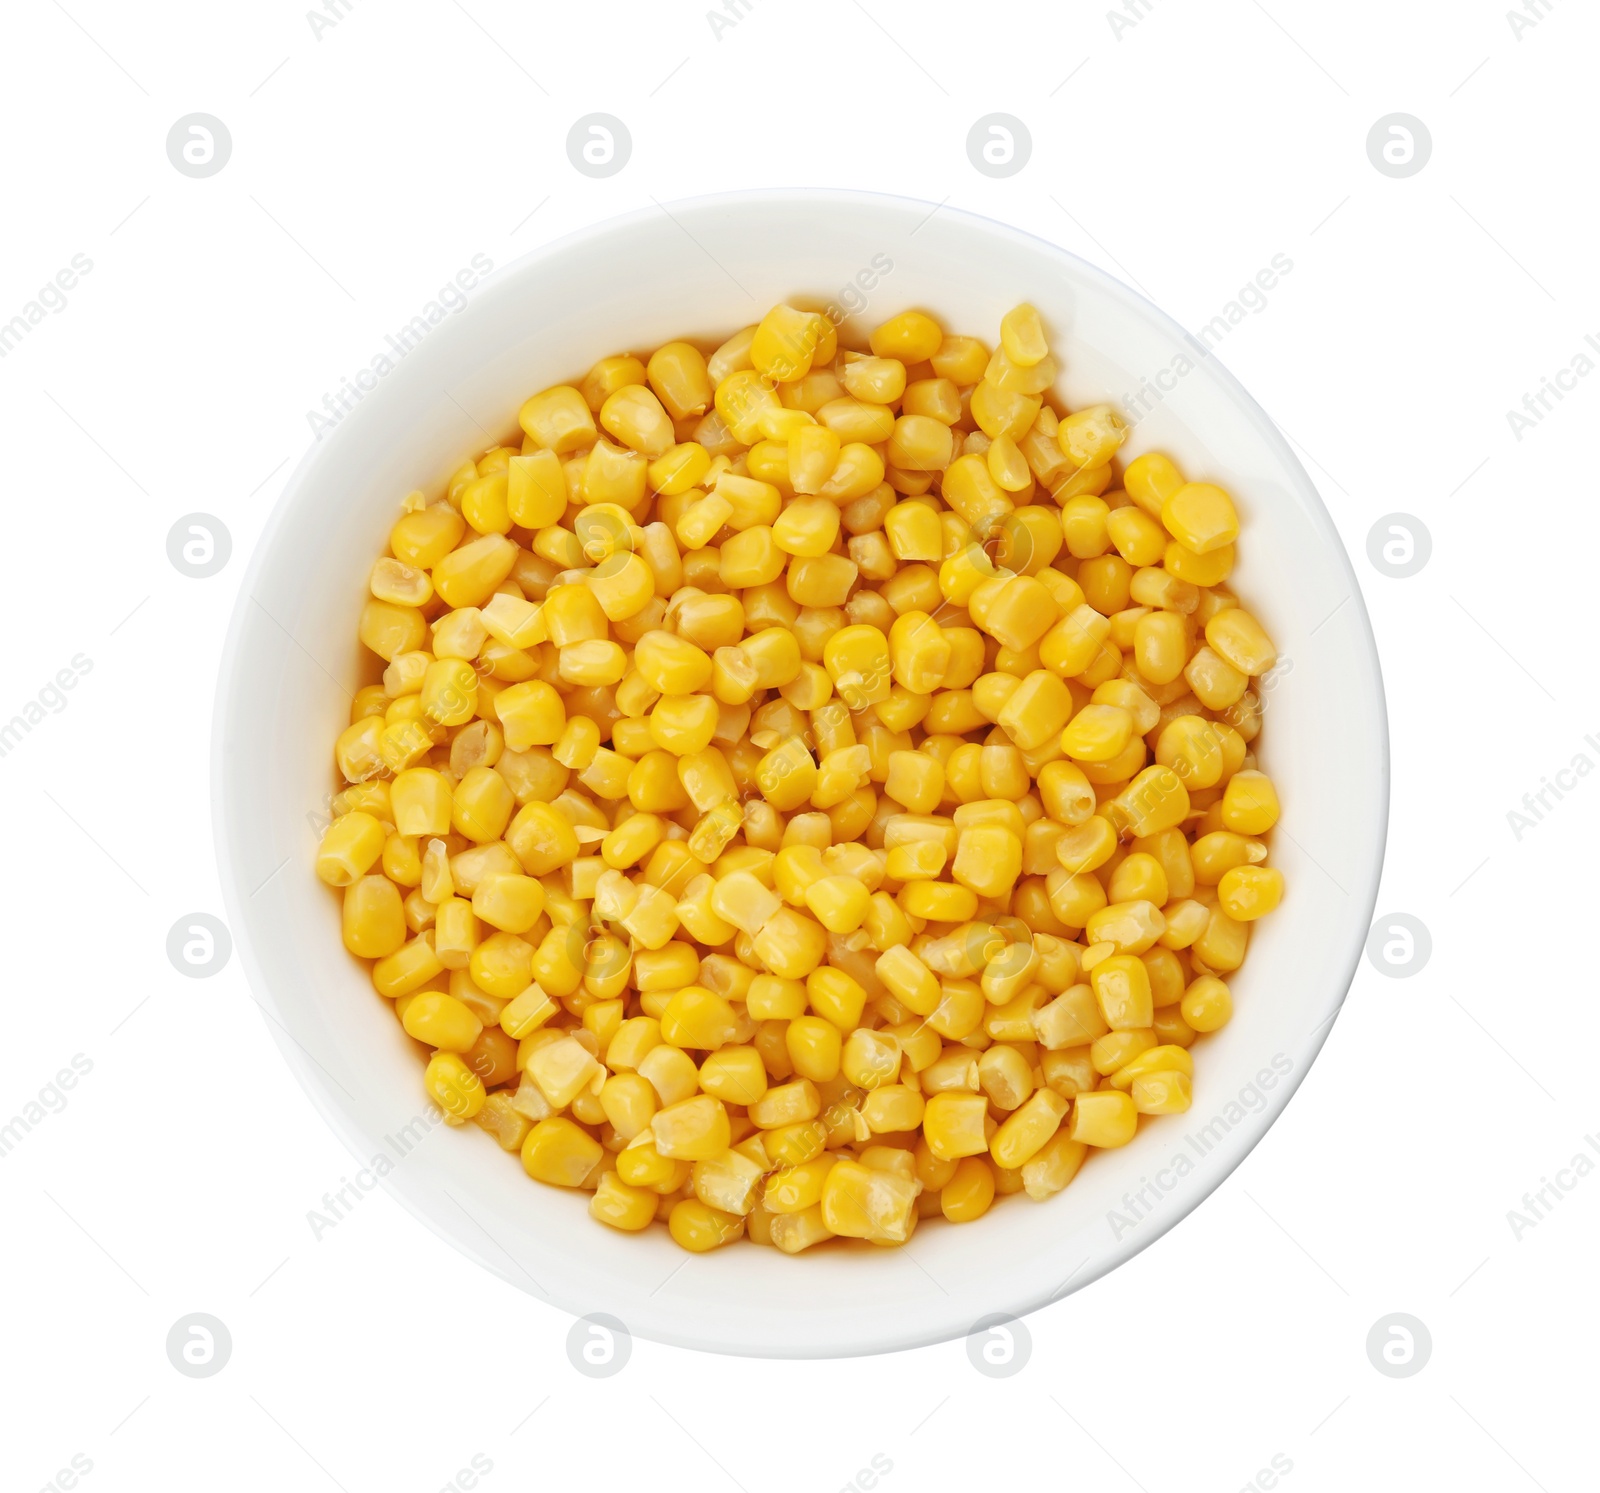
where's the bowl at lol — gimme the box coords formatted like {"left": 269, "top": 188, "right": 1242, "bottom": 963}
{"left": 213, "top": 190, "right": 1388, "bottom": 1358}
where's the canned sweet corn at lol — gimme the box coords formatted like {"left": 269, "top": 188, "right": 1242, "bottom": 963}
{"left": 318, "top": 296, "right": 1286, "bottom": 1254}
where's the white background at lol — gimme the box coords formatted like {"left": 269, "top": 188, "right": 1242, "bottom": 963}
{"left": 2, "top": 1, "right": 1594, "bottom": 1489}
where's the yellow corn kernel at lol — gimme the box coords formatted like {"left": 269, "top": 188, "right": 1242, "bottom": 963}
{"left": 433, "top": 534, "right": 519, "bottom": 610}
{"left": 922, "top": 1091, "right": 991, "bottom": 1161}
{"left": 447, "top": 765, "right": 510, "bottom": 844}
{"left": 952, "top": 824, "right": 1022, "bottom": 899}
{"left": 990, "top": 1087, "right": 1069, "bottom": 1169}
{"left": 432, "top": 895, "right": 481, "bottom": 969}
{"left": 425, "top": 1051, "right": 486, "bottom": 1124}
{"left": 691, "top": 1148, "right": 767, "bottom": 1216}
{"left": 869, "top": 309, "right": 942, "bottom": 363}
{"left": 1117, "top": 453, "right": 1179, "bottom": 519}
{"left": 498, "top": 984, "right": 558, "bottom": 1040}
{"left": 1222, "top": 769, "right": 1280, "bottom": 834}
{"left": 787, "top": 553, "right": 859, "bottom": 608}
{"left": 1059, "top": 703, "right": 1133, "bottom": 763}
{"left": 502, "top": 453, "right": 564, "bottom": 533}
{"left": 862, "top": 1084, "right": 925, "bottom": 1134}
{"left": 505, "top": 805, "right": 580, "bottom": 881}
{"left": 1181, "top": 974, "right": 1233, "bottom": 1033}
{"left": 586, "top": 1171, "right": 657, "bottom": 1232}
{"left": 525, "top": 1034, "right": 604, "bottom": 1110}
{"left": 875, "top": 944, "right": 941, "bottom": 1016}
{"left": 1160, "top": 480, "right": 1239, "bottom": 554}
{"left": 1107, "top": 1042, "right": 1192, "bottom": 1090}
{"left": 884, "top": 501, "right": 944, "bottom": 563}
{"left": 669, "top": 1198, "right": 745, "bottom": 1252}
{"left": 1091, "top": 954, "right": 1154, "bottom": 1030}
{"left": 342, "top": 875, "right": 405, "bottom": 959}
{"left": 1205, "top": 606, "right": 1277, "bottom": 676}
{"left": 1039, "top": 604, "right": 1112, "bottom": 678}
{"left": 391, "top": 503, "right": 465, "bottom": 568}
{"left": 1133, "top": 610, "right": 1190, "bottom": 686}
{"left": 977, "top": 1044, "right": 1032, "bottom": 1111}
{"left": 887, "top": 415, "right": 955, "bottom": 473}
{"left": 1032, "top": 983, "right": 1108, "bottom": 1050}
{"left": 1128, "top": 1067, "right": 1191, "bottom": 1115}
{"left": 823, "top": 624, "right": 892, "bottom": 709}
{"left": 1218, "top": 864, "right": 1284, "bottom": 921}
{"left": 1108, "top": 852, "right": 1169, "bottom": 906}
{"left": 372, "top": 933, "right": 444, "bottom": 998}
{"left": 996, "top": 302, "right": 1046, "bottom": 366}
{"left": 762, "top": 1157, "right": 833, "bottom": 1219}
{"left": 519, "top": 1116, "right": 602, "bottom": 1187}
{"left": 1111, "top": 765, "right": 1191, "bottom": 839}
{"left": 1057, "top": 404, "right": 1126, "bottom": 469}
{"left": 1106, "top": 505, "right": 1168, "bottom": 568}
{"left": 470, "top": 873, "right": 545, "bottom": 934}
{"left": 782, "top": 1014, "right": 840, "bottom": 1082}
{"left": 599, "top": 383, "right": 674, "bottom": 458}
{"left": 991, "top": 669, "right": 1067, "bottom": 753}
{"left": 359, "top": 599, "right": 429, "bottom": 663}
{"left": 1069, "top": 1088, "right": 1137, "bottom": 1148}
{"left": 785, "top": 424, "right": 840, "bottom": 496}
{"left": 771, "top": 497, "right": 840, "bottom": 561}
{"left": 1056, "top": 492, "right": 1108, "bottom": 558}
{"left": 1013, "top": 1131, "right": 1084, "bottom": 1202}
{"left": 692, "top": 1048, "right": 765, "bottom": 1110}
{"left": 659, "top": 986, "right": 740, "bottom": 1050}
{"left": 820, "top": 1156, "right": 919, "bottom": 1243}
{"left": 653, "top": 1094, "right": 732, "bottom": 1160}
{"left": 468, "top": 929, "right": 535, "bottom": 998}
{"left": 401, "top": 991, "right": 483, "bottom": 1052}
{"left": 880, "top": 750, "right": 941, "bottom": 816}
{"left": 935, "top": 1155, "right": 991, "bottom": 1223}
{"left": 885, "top": 613, "right": 947, "bottom": 698}
{"left": 519, "top": 384, "right": 595, "bottom": 452}
{"left": 638, "top": 1042, "right": 702, "bottom": 1109}
{"left": 884, "top": 839, "right": 945, "bottom": 882}
{"left": 315, "top": 812, "right": 386, "bottom": 887}
{"left": 1085, "top": 899, "right": 1168, "bottom": 956}
{"left": 752, "top": 303, "right": 828, "bottom": 383}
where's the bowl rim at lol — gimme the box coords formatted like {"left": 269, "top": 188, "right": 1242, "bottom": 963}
{"left": 213, "top": 187, "right": 1389, "bottom": 1357}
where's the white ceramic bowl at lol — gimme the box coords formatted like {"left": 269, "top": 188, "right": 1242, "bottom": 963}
{"left": 213, "top": 190, "right": 1387, "bottom": 1358}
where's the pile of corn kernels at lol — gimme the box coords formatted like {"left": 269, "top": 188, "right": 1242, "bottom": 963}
{"left": 316, "top": 300, "right": 1285, "bottom": 1254}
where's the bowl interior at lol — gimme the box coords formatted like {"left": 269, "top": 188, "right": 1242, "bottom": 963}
{"left": 214, "top": 192, "right": 1386, "bottom": 1357}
